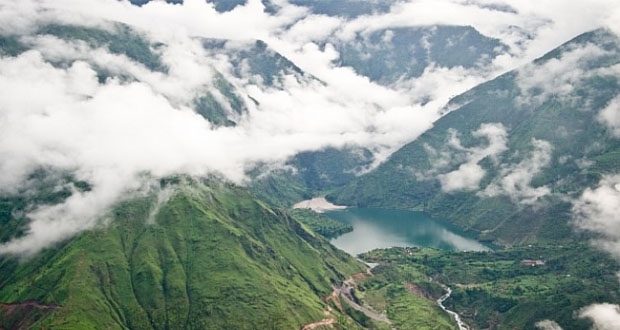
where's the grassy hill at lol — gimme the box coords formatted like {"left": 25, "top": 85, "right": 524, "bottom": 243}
{"left": 331, "top": 29, "right": 620, "bottom": 245}
{"left": 0, "top": 179, "right": 364, "bottom": 329}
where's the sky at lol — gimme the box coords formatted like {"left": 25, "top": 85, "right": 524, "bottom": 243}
{"left": 0, "top": 0, "right": 619, "bottom": 256}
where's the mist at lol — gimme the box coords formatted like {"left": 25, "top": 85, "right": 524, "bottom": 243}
{"left": 1, "top": 0, "right": 620, "bottom": 256}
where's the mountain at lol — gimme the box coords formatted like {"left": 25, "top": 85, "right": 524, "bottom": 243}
{"left": 201, "top": 39, "right": 308, "bottom": 87}
{"left": 289, "top": 0, "right": 396, "bottom": 18}
{"left": 331, "top": 29, "right": 620, "bottom": 245}
{"left": 198, "top": 0, "right": 396, "bottom": 17}
{"left": 130, "top": 0, "right": 183, "bottom": 7}
{"left": 250, "top": 146, "right": 375, "bottom": 208}
{"left": 0, "top": 20, "right": 374, "bottom": 326}
{"left": 331, "top": 25, "right": 507, "bottom": 86}
{"left": 0, "top": 178, "right": 364, "bottom": 329}
{"left": 28, "top": 23, "right": 249, "bottom": 127}
{"left": 37, "top": 23, "right": 166, "bottom": 73}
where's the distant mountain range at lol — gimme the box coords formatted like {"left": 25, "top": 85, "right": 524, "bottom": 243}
{"left": 2, "top": 4, "right": 620, "bottom": 328}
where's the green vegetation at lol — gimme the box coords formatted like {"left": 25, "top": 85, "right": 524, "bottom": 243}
{"left": 39, "top": 24, "right": 165, "bottom": 71}
{"left": 248, "top": 166, "right": 312, "bottom": 208}
{"left": 290, "top": 209, "right": 353, "bottom": 239}
{"left": 331, "top": 29, "right": 620, "bottom": 245}
{"left": 336, "top": 25, "right": 506, "bottom": 84}
{"left": 0, "top": 170, "right": 90, "bottom": 244}
{"left": 250, "top": 147, "right": 373, "bottom": 208}
{"left": 361, "top": 244, "right": 620, "bottom": 330}
{"left": 194, "top": 72, "right": 247, "bottom": 127}
{"left": 289, "top": 0, "right": 395, "bottom": 18}
{"left": 202, "top": 39, "right": 306, "bottom": 87}
{"left": 0, "top": 179, "right": 365, "bottom": 329}
{"left": 349, "top": 263, "right": 457, "bottom": 329}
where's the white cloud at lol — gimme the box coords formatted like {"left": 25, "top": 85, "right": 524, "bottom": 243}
{"left": 579, "top": 303, "right": 620, "bottom": 330}
{"left": 480, "top": 138, "right": 553, "bottom": 204}
{"left": 1, "top": 0, "right": 620, "bottom": 256}
{"left": 573, "top": 175, "right": 620, "bottom": 259}
{"left": 0, "top": 26, "right": 438, "bottom": 256}
{"left": 599, "top": 95, "right": 620, "bottom": 137}
{"left": 332, "top": 0, "right": 620, "bottom": 71}
{"left": 515, "top": 43, "right": 609, "bottom": 107}
{"left": 439, "top": 162, "right": 488, "bottom": 192}
{"left": 284, "top": 14, "right": 343, "bottom": 43}
{"left": 535, "top": 320, "right": 563, "bottom": 330}
{"left": 438, "top": 123, "right": 508, "bottom": 192}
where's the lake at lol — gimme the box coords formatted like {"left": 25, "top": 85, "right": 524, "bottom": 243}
{"left": 325, "top": 208, "right": 491, "bottom": 255}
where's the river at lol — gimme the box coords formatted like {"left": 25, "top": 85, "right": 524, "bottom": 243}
{"left": 325, "top": 208, "right": 479, "bottom": 329}
{"left": 325, "top": 208, "right": 491, "bottom": 256}
{"left": 437, "top": 285, "right": 470, "bottom": 330}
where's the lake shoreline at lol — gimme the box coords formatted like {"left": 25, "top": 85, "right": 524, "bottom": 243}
{"left": 324, "top": 207, "right": 492, "bottom": 256}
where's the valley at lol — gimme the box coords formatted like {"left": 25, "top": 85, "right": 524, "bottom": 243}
{"left": 1, "top": 1, "right": 620, "bottom": 329}
{"left": 357, "top": 244, "right": 620, "bottom": 330}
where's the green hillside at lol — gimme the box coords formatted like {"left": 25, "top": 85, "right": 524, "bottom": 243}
{"left": 334, "top": 25, "right": 506, "bottom": 85}
{"left": 0, "top": 179, "right": 364, "bottom": 329}
{"left": 250, "top": 146, "right": 374, "bottom": 208}
{"left": 331, "top": 29, "right": 620, "bottom": 245}
{"left": 361, "top": 244, "right": 620, "bottom": 330}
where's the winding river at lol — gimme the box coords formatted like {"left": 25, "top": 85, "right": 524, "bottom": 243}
{"left": 323, "top": 207, "right": 483, "bottom": 330}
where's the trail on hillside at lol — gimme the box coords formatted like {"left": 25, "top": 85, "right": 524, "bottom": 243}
{"left": 300, "top": 268, "right": 391, "bottom": 330}
{"left": 299, "top": 318, "right": 335, "bottom": 330}
{"left": 337, "top": 269, "right": 391, "bottom": 323}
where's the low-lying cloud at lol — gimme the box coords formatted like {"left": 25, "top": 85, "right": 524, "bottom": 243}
{"left": 568, "top": 175, "right": 620, "bottom": 329}
{"left": 573, "top": 175, "right": 620, "bottom": 259}
{"left": 535, "top": 303, "right": 620, "bottom": 329}
{"left": 480, "top": 138, "right": 553, "bottom": 204}
{"left": 0, "top": 1, "right": 438, "bottom": 256}
{"left": 599, "top": 95, "right": 620, "bottom": 137}
{"left": 1, "top": 0, "right": 620, "bottom": 256}
{"left": 437, "top": 123, "right": 508, "bottom": 192}
{"left": 579, "top": 303, "right": 620, "bottom": 330}
{"left": 515, "top": 42, "right": 610, "bottom": 107}
{"left": 535, "top": 320, "right": 563, "bottom": 330}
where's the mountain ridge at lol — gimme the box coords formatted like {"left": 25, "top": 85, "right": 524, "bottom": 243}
{"left": 330, "top": 28, "right": 620, "bottom": 245}
{"left": 0, "top": 178, "right": 365, "bottom": 329}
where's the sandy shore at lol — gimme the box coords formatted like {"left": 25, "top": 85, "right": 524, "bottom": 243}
{"left": 292, "top": 197, "right": 347, "bottom": 213}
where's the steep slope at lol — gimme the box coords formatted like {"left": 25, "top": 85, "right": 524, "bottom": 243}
{"left": 332, "top": 29, "right": 620, "bottom": 244}
{"left": 21, "top": 23, "right": 249, "bottom": 128}
{"left": 250, "top": 146, "right": 374, "bottom": 208}
{"left": 202, "top": 39, "right": 307, "bottom": 87}
{"left": 332, "top": 25, "right": 507, "bottom": 86}
{"left": 289, "top": 0, "right": 396, "bottom": 18}
{"left": 0, "top": 179, "right": 364, "bottom": 329}
{"left": 38, "top": 23, "right": 166, "bottom": 72}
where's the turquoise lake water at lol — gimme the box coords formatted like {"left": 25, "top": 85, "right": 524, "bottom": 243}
{"left": 326, "top": 208, "right": 491, "bottom": 255}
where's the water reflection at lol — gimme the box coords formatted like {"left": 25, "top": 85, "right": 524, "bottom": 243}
{"left": 326, "top": 208, "right": 490, "bottom": 255}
